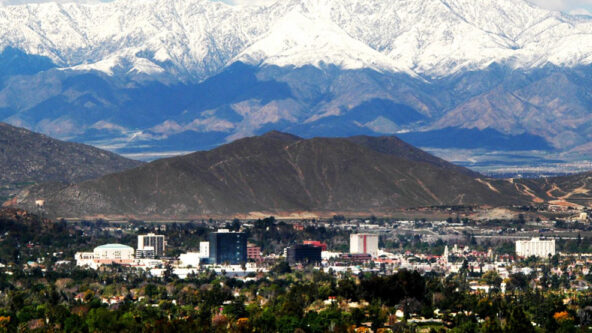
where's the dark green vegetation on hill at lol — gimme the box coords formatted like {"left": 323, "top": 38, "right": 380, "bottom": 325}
{"left": 0, "top": 122, "right": 143, "bottom": 202}
{"left": 13, "top": 131, "right": 530, "bottom": 218}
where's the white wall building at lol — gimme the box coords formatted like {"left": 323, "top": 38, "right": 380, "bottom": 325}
{"left": 76, "top": 244, "right": 135, "bottom": 269}
{"left": 516, "top": 238, "right": 555, "bottom": 258}
{"left": 75, "top": 252, "right": 96, "bottom": 268}
{"left": 93, "top": 244, "right": 135, "bottom": 260}
{"left": 350, "top": 233, "right": 379, "bottom": 257}
{"left": 179, "top": 252, "right": 201, "bottom": 268}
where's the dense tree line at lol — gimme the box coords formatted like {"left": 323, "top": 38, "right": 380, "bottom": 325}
{"left": 0, "top": 261, "right": 587, "bottom": 332}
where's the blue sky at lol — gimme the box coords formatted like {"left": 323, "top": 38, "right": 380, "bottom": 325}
{"left": 1, "top": 0, "right": 591, "bottom": 16}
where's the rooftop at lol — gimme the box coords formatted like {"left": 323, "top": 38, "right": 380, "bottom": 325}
{"left": 94, "top": 244, "right": 134, "bottom": 250}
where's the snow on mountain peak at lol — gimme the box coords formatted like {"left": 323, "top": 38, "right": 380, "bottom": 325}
{"left": 0, "top": 0, "right": 591, "bottom": 81}
{"left": 233, "top": 8, "right": 415, "bottom": 76}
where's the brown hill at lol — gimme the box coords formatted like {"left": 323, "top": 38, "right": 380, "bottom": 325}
{"left": 345, "top": 135, "right": 480, "bottom": 177}
{"left": 512, "top": 173, "right": 592, "bottom": 208}
{"left": 12, "top": 132, "right": 530, "bottom": 219}
{"left": 0, "top": 122, "right": 143, "bottom": 201}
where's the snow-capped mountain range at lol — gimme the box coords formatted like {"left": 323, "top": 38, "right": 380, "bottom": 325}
{"left": 2, "top": 0, "right": 592, "bottom": 169}
{"left": 1, "top": 0, "right": 592, "bottom": 80}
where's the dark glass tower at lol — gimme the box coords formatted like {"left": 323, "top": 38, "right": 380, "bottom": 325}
{"left": 286, "top": 244, "right": 322, "bottom": 265}
{"left": 209, "top": 231, "right": 247, "bottom": 265}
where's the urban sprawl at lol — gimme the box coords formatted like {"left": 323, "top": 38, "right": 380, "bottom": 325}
{"left": 7, "top": 211, "right": 592, "bottom": 332}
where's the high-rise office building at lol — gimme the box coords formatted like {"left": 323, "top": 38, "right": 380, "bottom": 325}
{"left": 209, "top": 230, "right": 247, "bottom": 265}
{"left": 137, "top": 233, "right": 166, "bottom": 257}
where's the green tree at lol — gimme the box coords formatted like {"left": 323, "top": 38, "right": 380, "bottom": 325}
{"left": 481, "top": 317, "right": 503, "bottom": 333}
{"left": 481, "top": 271, "right": 502, "bottom": 289}
{"left": 505, "top": 307, "right": 534, "bottom": 333}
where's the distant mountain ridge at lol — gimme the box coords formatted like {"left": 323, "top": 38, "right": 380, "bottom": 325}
{"left": 0, "top": 122, "right": 143, "bottom": 201}
{"left": 1, "top": 0, "right": 591, "bottom": 79}
{"left": 1, "top": 0, "right": 592, "bottom": 164}
{"left": 11, "top": 132, "right": 530, "bottom": 219}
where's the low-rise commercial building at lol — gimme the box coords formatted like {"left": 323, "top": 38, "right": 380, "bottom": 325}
{"left": 516, "top": 238, "right": 555, "bottom": 258}
{"left": 76, "top": 244, "right": 135, "bottom": 268}
{"left": 179, "top": 252, "right": 201, "bottom": 268}
{"left": 93, "top": 244, "right": 135, "bottom": 262}
{"left": 247, "top": 244, "right": 262, "bottom": 261}
{"left": 286, "top": 244, "right": 322, "bottom": 265}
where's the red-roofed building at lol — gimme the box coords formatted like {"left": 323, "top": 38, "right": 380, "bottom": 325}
{"left": 303, "top": 241, "right": 327, "bottom": 251}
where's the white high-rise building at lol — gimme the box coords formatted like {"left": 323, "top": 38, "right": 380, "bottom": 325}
{"left": 137, "top": 233, "right": 166, "bottom": 257}
{"left": 350, "top": 234, "right": 379, "bottom": 257}
{"left": 516, "top": 238, "right": 555, "bottom": 258}
{"left": 199, "top": 241, "right": 210, "bottom": 258}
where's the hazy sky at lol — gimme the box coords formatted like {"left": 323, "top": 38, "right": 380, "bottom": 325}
{"left": 226, "top": 0, "right": 592, "bottom": 14}
{"left": 1, "top": 0, "right": 591, "bottom": 16}
{"left": 530, "top": 0, "right": 592, "bottom": 14}
{"left": 224, "top": 0, "right": 592, "bottom": 14}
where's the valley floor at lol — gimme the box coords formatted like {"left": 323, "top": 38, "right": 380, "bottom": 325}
{"left": 425, "top": 148, "right": 592, "bottom": 178}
